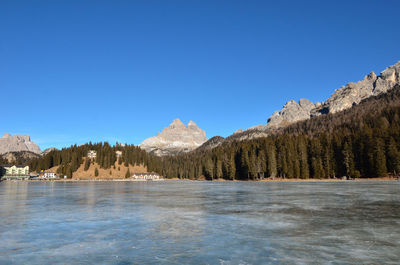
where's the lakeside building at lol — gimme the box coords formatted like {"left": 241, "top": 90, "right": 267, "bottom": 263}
{"left": 38, "top": 172, "right": 59, "bottom": 180}
{"left": 132, "top": 172, "right": 161, "bottom": 180}
{"left": 0, "top": 165, "right": 30, "bottom": 180}
{"left": 87, "top": 150, "right": 97, "bottom": 159}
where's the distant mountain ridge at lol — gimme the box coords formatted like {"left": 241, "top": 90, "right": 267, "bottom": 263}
{"left": 139, "top": 119, "right": 208, "bottom": 156}
{"left": 195, "top": 61, "right": 400, "bottom": 151}
{"left": 0, "top": 133, "right": 41, "bottom": 155}
{"left": 257, "top": 61, "right": 400, "bottom": 131}
{"left": 41, "top": 147, "right": 58, "bottom": 156}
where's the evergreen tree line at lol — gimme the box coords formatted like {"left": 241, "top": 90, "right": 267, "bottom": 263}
{"left": 157, "top": 122, "right": 400, "bottom": 180}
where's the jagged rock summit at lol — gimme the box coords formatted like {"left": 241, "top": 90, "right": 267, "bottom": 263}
{"left": 260, "top": 61, "right": 400, "bottom": 130}
{"left": 266, "top": 98, "right": 315, "bottom": 129}
{"left": 140, "top": 119, "right": 208, "bottom": 156}
{"left": 0, "top": 133, "right": 41, "bottom": 154}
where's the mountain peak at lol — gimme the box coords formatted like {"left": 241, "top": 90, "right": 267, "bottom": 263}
{"left": 187, "top": 120, "right": 196, "bottom": 126}
{"left": 169, "top": 118, "right": 185, "bottom": 129}
{"left": 187, "top": 120, "right": 200, "bottom": 130}
{"left": 140, "top": 119, "right": 207, "bottom": 156}
{"left": 0, "top": 133, "right": 41, "bottom": 154}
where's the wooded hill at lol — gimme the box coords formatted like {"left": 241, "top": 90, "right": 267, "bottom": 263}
{"left": 29, "top": 85, "right": 400, "bottom": 180}
{"left": 29, "top": 143, "right": 158, "bottom": 178}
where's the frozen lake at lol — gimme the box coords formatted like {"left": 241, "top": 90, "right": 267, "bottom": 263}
{"left": 0, "top": 180, "right": 399, "bottom": 264}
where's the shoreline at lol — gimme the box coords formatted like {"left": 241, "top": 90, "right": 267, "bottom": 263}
{"left": 212, "top": 176, "right": 400, "bottom": 182}
{"left": 1, "top": 177, "right": 399, "bottom": 182}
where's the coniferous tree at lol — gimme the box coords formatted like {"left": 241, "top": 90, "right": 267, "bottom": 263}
{"left": 310, "top": 139, "right": 323, "bottom": 178}
{"left": 125, "top": 168, "right": 131, "bottom": 178}
{"left": 342, "top": 140, "right": 355, "bottom": 177}
{"left": 257, "top": 149, "right": 267, "bottom": 179}
{"left": 297, "top": 137, "right": 309, "bottom": 179}
{"left": 266, "top": 139, "right": 277, "bottom": 178}
{"left": 215, "top": 159, "right": 223, "bottom": 179}
{"left": 204, "top": 157, "right": 214, "bottom": 180}
{"left": 387, "top": 137, "right": 400, "bottom": 175}
{"left": 373, "top": 138, "right": 387, "bottom": 177}
{"left": 226, "top": 152, "right": 236, "bottom": 180}
{"left": 248, "top": 149, "right": 257, "bottom": 180}
{"left": 66, "top": 165, "right": 73, "bottom": 178}
{"left": 84, "top": 158, "right": 91, "bottom": 171}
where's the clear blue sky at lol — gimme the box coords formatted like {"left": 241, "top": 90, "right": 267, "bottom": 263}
{"left": 1, "top": 0, "right": 399, "bottom": 150}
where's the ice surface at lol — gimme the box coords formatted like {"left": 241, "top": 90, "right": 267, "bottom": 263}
{"left": 0, "top": 181, "right": 399, "bottom": 264}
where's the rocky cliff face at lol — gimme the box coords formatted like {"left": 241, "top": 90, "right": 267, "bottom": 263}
{"left": 313, "top": 62, "right": 400, "bottom": 116}
{"left": 140, "top": 119, "right": 208, "bottom": 156}
{"left": 260, "top": 61, "right": 400, "bottom": 130}
{"left": 266, "top": 99, "right": 315, "bottom": 129}
{"left": 0, "top": 133, "right": 41, "bottom": 154}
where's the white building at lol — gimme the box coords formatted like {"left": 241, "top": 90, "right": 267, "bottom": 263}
{"left": 39, "top": 172, "right": 59, "bottom": 179}
{"left": 87, "top": 150, "right": 97, "bottom": 159}
{"left": 132, "top": 173, "right": 161, "bottom": 180}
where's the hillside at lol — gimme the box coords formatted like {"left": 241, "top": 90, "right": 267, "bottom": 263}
{"left": 40, "top": 158, "right": 148, "bottom": 179}
{"left": 2, "top": 151, "right": 41, "bottom": 164}
{"left": 72, "top": 159, "right": 147, "bottom": 179}
{"left": 29, "top": 143, "right": 156, "bottom": 179}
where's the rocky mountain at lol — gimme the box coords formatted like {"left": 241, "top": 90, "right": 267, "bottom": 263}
{"left": 0, "top": 133, "right": 41, "bottom": 155}
{"left": 253, "top": 61, "right": 400, "bottom": 131}
{"left": 195, "top": 136, "right": 225, "bottom": 152}
{"left": 2, "top": 151, "right": 41, "bottom": 164}
{"left": 140, "top": 119, "right": 208, "bottom": 156}
{"left": 41, "top": 147, "right": 58, "bottom": 156}
{"left": 195, "top": 129, "right": 269, "bottom": 152}
{"left": 312, "top": 62, "right": 400, "bottom": 116}
{"left": 265, "top": 98, "right": 316, "bottom": 129}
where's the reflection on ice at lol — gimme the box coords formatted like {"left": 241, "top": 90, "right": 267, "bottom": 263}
{"left": 0, "top": 181, "right": 399, "bottom": 264}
